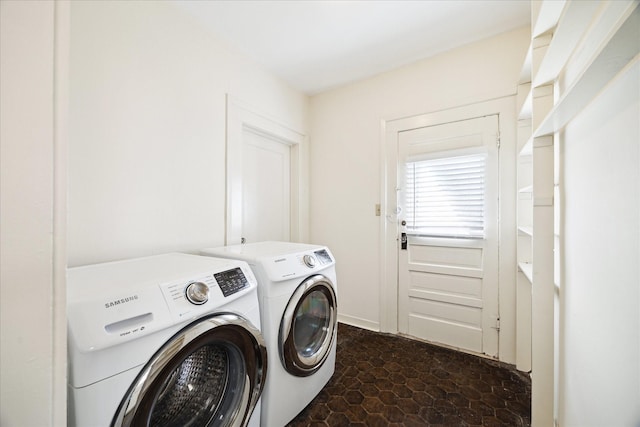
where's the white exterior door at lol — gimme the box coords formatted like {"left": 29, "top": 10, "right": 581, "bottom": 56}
{"left": 397, "top": 115, "right": 500, "bottom": 357}
{"left": 241, "top": 129, "right": 291, "bottom": 243}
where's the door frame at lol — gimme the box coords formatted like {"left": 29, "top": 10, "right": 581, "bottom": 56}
{"left": 380, "top": 96, "right": 518, "bottom": 362}
{"left": 225, "top": 95, "right": 308, "bottom": 245}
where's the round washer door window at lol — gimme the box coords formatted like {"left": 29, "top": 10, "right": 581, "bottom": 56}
{"left": 279, "top": 274, "right": 337, "bottom": 377}
{"left": 112, "top": 313, "right": 267, "bottom": 427}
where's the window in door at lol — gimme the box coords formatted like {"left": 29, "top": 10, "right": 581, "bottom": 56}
{"left": 405, "top": 151, "right": 487, "bottom": 239}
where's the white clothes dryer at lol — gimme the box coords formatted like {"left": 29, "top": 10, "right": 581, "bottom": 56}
{"left": 67, "top": 253, "right": 267, "bottom": 427}
{"left": 200, "top": 241, "right": 338, "bottom": 427}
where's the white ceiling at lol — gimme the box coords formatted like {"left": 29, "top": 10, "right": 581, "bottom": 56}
{"left": 171, "top": 0, "right": 530, "bottom": 95}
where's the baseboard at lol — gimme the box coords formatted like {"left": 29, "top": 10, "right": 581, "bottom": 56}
{"left": 337, "top": 313, "right": 379, "bottom": 332}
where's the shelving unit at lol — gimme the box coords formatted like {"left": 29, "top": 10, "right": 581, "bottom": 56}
{"left": 516, "top": 1, "right": 639, "bottom": 426}
{"left": 515, "top": 67, "right": 533, "bottom": 374}
{"left": 515, "top": 92, "right": 532, "bottom": 375}
{"left": 516, "top": 3, "right": 558, "bottom": 423}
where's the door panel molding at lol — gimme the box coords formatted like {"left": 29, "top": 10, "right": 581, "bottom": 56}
{"left": 226, "top": 95, "right": 308, "bottom": 245}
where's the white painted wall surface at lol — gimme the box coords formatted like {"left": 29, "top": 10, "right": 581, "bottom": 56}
{"left": 309, "top": 27, "right": 529, "bottom": 362}
{"left": 560, "top": 67, "right": 639, "bottom": 426}
{"left": 0, "top": 1, "right": 67, "bottom": 425}
{"left": 1, "top": 1, "right": 307, "bottom": 423}
{"left": 68, "top": 1, "right": 308, "bottom": 267}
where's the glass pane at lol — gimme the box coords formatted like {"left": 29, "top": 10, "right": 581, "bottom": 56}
{"left": 406, "top": 152, "right": 486, "bottom": 238}
{"left": 293, "top": 290, "right": 330, "bottom": 358}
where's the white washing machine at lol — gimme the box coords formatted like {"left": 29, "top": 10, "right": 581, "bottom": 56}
{"left": 67, "top": 253, "right": 267, "bottom": 427}
{"left": 200, "top": 241, "right": 338, "bottom": 427}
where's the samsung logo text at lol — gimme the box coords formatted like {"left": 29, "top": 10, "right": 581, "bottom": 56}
{"left": 105, "top": 295, "right": 139, "bottom": 309}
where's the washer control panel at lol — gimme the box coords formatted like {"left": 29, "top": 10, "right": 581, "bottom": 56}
{"left": 160, "top": 266, "right": 254, "bottom": 319}
{"left": 214, "top": 267, "right": 249, "bottom": 297}
{"left": 67, "top": 254, "right": 258, "bottom": 354}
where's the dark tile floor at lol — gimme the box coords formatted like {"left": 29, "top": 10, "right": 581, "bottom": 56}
{"left": 287, "top": 323, "right": 531, "bottom": 427}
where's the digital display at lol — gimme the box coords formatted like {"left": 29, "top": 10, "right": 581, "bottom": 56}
{"left": 314, "top": 249, "right": 333, "bottom": 265}
{"left": 214, "top": 268, "right": 249, "bottom": 297}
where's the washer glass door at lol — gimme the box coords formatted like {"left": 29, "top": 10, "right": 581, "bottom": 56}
{"left": 280, "top": 275, "right": 337, "bottom": 377}
{"left": 112, "top": 313, "right": 267, "bottom": 427}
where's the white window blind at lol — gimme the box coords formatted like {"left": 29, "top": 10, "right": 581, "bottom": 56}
{"left": 405, "top": 152, "right": 486, "bottom": 238}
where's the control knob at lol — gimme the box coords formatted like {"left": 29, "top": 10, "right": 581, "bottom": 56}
{"left": 303, "top": 254, "right": 317, "bottom": 268}
{"left": 185, "top": 281, "right": 209, "bottom": 305}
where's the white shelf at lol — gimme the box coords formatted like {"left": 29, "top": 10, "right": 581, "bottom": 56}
{"left": 519, "top": 226, "right": 533, "bottom": 237}
{"left": 533, "top": 1, "right": 601, "bottom": 87}
{"left": 518, "top": 46, "right": 533, "bottom": 85}
{"left": 563, "top": 1, "right": 638, "bottom": 90}
{"left": 532, "top": 0, "right": 566, "bottom": 39}
{"left": 520, "top": 137, "right": 533, "bottom": 156}
{"left": 519, "top": 185, "right": 533, "bottom": 194}
{"left": 535, "top": 6, "right": 640, "bottom": 137}
{"left": 518, "top": 262, "right": 534, "bottom": 284}
{"left": 518, "top": 88, "right": 533, "bottom": 120}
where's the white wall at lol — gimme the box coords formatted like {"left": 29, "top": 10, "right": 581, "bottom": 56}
{"left": 560, "top": 63, "right": 639, "bottom": 426}
{"left": 0, "top": 1, "right": 67, "bottom": 425}
{"left": 68, "top": 0, "right": 308, "bottom": 267}
{"left": 2, "top": 1, "right": 308, "bottom": 424}
{"left": 309, "top": 27, "right": 529, "bottom": 362}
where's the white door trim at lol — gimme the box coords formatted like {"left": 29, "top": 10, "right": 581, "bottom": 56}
{"left": 225, "top": 95, "right": 308, "bottom": 245}
{"left": 380, "top": 96, "right": 518, "bottom": 362}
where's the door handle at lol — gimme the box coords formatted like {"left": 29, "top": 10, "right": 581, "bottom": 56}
{"left": 401, "top": 232, "right": 407, "bottom": 250}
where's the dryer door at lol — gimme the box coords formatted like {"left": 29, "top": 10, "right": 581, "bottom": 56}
{"left": 279, "top": 274, "right": 337, "bottom": 377}
{"left": 112, "top": 313, "right": 267, "bottom": 427}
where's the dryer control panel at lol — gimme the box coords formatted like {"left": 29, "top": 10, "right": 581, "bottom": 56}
{"left": 302, "top": 250, "right": 333, "bottom": 268}
{"left": 261, "top": 248, "right": 335, "bottom": 282}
